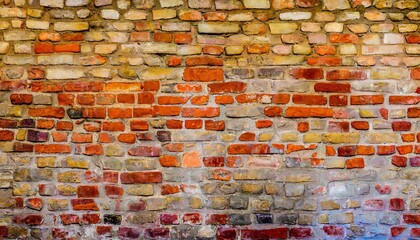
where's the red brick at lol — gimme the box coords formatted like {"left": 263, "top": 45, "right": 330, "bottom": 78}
{"left": 337, "top": 146, "right": 357, "bottom": 156}
{"left": 185, "top": 119, "right": 202, "bottom": 129}
{"left": 36, "top": 119, "right": 55, "bottom": 129}
{"left": 77, "top": 94, "right": 94, "bottom": 105}
{"left": 83, "top": 108, "right": 107, "bottom": 119}
{"left": 104, "top": 82, "right": 142, "bottom": 92}
{"left": 0, "top": 80, "right": 26, "bottom": 91}
{"left": 64, "top": 82, "right": 102, "bottom": 92}
{"left": 227, "top": 144, "right": 270, "bottom": 155}
{"left": 29, "top": 107, "right": 65, "bottom": 118}
{"left": 102, "top": 122, "right": 124, "bottom": 132}
{"left": 153, "top": 32, "right": 172, "bottom": 43}
{"left": 34, "top": 42, "right": 54, "bottom": 54}
{"left": 160, "top": 214, "right": 179, "bottom": 225}
{"left": 0, "top": 130, "right": 14, "bottom": 141}
{"left": 289, "top": 228, "right": 312, "bottom": 238}
{"left": 85, "top": 144, "right": 103, "bottom": 155}
{"left": 285, "top": 107, "right": 333, "bottom": 118}
{"left": 143, "top": 80, "right": 159, "bottom": 91}
{"left": 208, "top": 82, "right": 246, "bottom": 94}
{"left": 247, "top": 44, "right": 270, "bottom": 54}
{"left": 62, "top": 33, "right": 84, "bottom": 41}
{"left": 411, "top": 68, "right": 420, "bottom": 80}
{"left": 81, "top": 214, "right": 100, "bottom": 224}
{"left": 183, "top": 213, "right": 202, "bottom": 224}
{"left": 239, "top": 132, "right": 256, "bottom": 141}
{"left": 204, "top": 214, "right": 227, "bottom": 225}
{"left": 158, "top": 96, "right": 189, "bottom": 105}
{"left": 108, "top": 108, "right": 132, "bottom": 119}
{"left": 346, "top": 157, "right": 365, "bottom": 168}
{"left": 13, "top": 215, "right": 43, "bottom": 225}
{"left": 71, "top": 133, "right": 92, "bottom": 143}
{"left": 55, "top": 121, "right": 73, "bottom": 131}
{"left": 256, "top": 120, "right": 273, "bottom": 129}
{"left": 179, "top": 10, "right": 202, "bottom": 21}
{"left": 154, "top": 106, "right": 181, "bottom": 116}
{"left": 160, "top": 155, "right": 180, "bottom": 167}
{"left": 28, "top": 68, "right": 45, "bottom": 80}
{"left": 145, "top": 228, "right": 170, "bottom": 239}
{"left": 133, "top": 108, "right": 155, "bottom": 117}
{"left": 130, "top": 120, "right": 148, "bottom": 131}
{"left": 408, "top": 107, "right": 420, "bottom": 118}
{"left": 10, "top": 94, "right": 32, "bottom": 105}
{"left": 60, "top": 214, "right": 79, "bottom": 225}
{"left": 389, "top": 96, "right": 420, "bottom": 105}
{"left": 167, "top": 56, "right": 182, "bottom": 67}
{"left": 176, "top": 83, "right": 202, "bottom": 92}
{"left": 314, "top": 45, "right": 336, "bottom": 55}
{"left": 71, "top": 199, "right": 99, "bottom": 211}
{"left": 104, "top": 185, "right": 124, "bottom": 197}
{"left": 174, "top": 33, "right": 192, "bottom": 44}
{"left": 377, "top": 145, "right": 395, "bottom": 155}
{"left": 404, "top": 214, "right": 420, "bottom": 224}
{"left": 314, "top": 83, "right": 351, "bottom": 93}
{"left": 323, "top": 225, "right": 344, "bottom": 236}
{"left": 203, "top": 45, "right": 224, "bottom": 55}
{"left": 357, "top": 145, "right": 375, "bottom": 155}
{"left": 392, "top": 121, "right": 412, "bottom": 131}
{"left": 97, "top": 94, "right": 116, "bottom": 105}
{"left": 390, "top": 198, "right": 405, "bottom": 211}
{"left": 191, "top": 95, "right": 209, "bottom": 105}
{"left": 117, "top": 133, "right": 136, "bottom": 144}
{"left": 205, "top": 120, "right": 225, "bottom": 131}
{"left": 215, "top": 95, "right": 234, "bottom": 105}
{"left": 363, "top": 199, "right": 385, "bottom": 211}
{"left": 128, "top": 146, "right": 161, "bottom": 156}
{"left": 186, "top": 56, "right": 223, "bottom": 66}
{"left": 330, "top": 33, "right": 358, "bottom": 43}
{"left": 351, "top": 121, "right": 369, "bottom": 130}
{"left": 406, "top": 35, "right": 420, "bottom": 43}
{"left": 264, "top": 106, "right": 282, "bottom": 117}
{"left": 290, "top": 68, "right": 323, "bottom": 80}
{"left": 138, "top": 92, "right": 155, "bottom": 104}
{"left": 161, "top": 184, "right": 179, "bottom": 195}
{"left": 77, "top": 186, "right": 99, "bottom": 198}
{"left": 350, "top": 95, "right": 384, "bottom": 105}
{"left": 130, "top": 32, "right": 150, "bottom": 42}
{"left": 182, "top": 107, "right": 220, "bottom": 118}
{"left": 241, "top": 227, "right": 288, "bottom": 240}
{"left": 307, "top": 57, "right": 341, "bottom": 66}
{"left": 39, "top": 32, "right": 61, "bottom": 41}
{"left": 271, "top": 94, "right": 290, "bottom": 104}
{"left": 54, "top": 44, "right": 80, "bottom": 53}
{"left": 184, "top": 68, "right": 224, "bottom": 82}
{"left": 411, "top": 228, "right": 420, "bottom": 237}
{"left": 391, "top": 227, "right": 406, "bottom": 237}
{"left": 34, "top": 144, "right": 71, "bottom": 154}
{"left": 292, "top": 94, "right": 327, "bottom": 105}
{"left": 120, "top": 171, "right": 163, "bottom": 184}
{"left": 327, "top": 69, "right": 367, "bottom": 80}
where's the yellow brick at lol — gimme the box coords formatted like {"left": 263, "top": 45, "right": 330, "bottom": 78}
{"left": 322, "top": 133, "right": 360, "bottom": 144}
{"left": 37, "top": 157, "right": 57, "bottom": 168}
{"left": 66, "top": 157, "right": 89, "bottom": 169}
{"left": 281, "top": 132, "right": 298, "bottom": 142}
{"left": 303, "top": 133, "right": 322, "bottom": 143}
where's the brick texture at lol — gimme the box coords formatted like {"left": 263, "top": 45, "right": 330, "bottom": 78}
{"left": 0, "top": 0, "right": 420, "bottom": 239}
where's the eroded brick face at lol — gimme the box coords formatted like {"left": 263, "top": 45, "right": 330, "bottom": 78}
{"left": 0, "top": 0, "right": 420, "bottom": 239}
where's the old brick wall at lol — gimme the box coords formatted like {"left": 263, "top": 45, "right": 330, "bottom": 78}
{"left": 0, "top": 0, "right": 419, "bottom": 239}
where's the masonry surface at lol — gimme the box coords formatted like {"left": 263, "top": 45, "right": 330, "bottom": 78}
{"left": 0, "top": 0, "right": 419, "bottom": 239}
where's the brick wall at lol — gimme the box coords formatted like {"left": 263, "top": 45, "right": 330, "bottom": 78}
{"left": 0, "top": 0, "right": 419, "bottom": 239}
